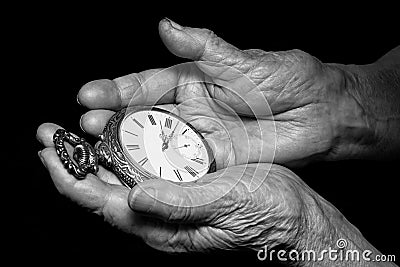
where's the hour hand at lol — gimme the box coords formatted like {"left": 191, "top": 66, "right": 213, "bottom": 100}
{"left": 162, "top": 142, "right": 169, "bottom": 151}
{"left": 159, "top": 120, "right": 167, "bottom": 140}
{"left": 158, "top": 121, "right": 168, "bottom": 151}
{"left": 161, "top": 122, "right": 178, "bottom": 152}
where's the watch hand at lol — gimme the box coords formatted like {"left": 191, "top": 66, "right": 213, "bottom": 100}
{"left": 168, "top": 122, "right": 179, "bottom": 140}
{"left": 162, "top": 142, "right": 169, "bottom": 152}
{"left": 159, "top": 120, "right": 169, "bottom": 151}
{"left": 159, "top": 120, "right": 165, "bottom": 137}
{"left": 159, "top": 120, "right": 168, "bottom": 142}
{"left": 172, "top": 144, "right": 190, "bottom": 149}
{"left": 162, "top": 122, "right": 179, "bottom": 152}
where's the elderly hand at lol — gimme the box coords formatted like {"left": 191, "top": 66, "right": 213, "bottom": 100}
{"left": 37, "top": 124, "right": 386, "bottom": 266}
{"left": 77, "top": 19, "right": 370, "bottom": 168}
{"left": 36, "top": 122, "right": 322, "bottom": 253}
{"left": 37, "top": 19, "right": 398, "bottom": 266}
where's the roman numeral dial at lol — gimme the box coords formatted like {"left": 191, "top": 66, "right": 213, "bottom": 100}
{"left": 184, "top": 166, "right": 198, "bottom": 177}
{"left": 165, "top": 117, "right": 172, "bottom": 129}
{"left": 148, "top": 114, "right": 156, "bottom": 125}
{"left": 173, "top": 169, "right": 183, "bottom": 181}
{"left": 120, "top": 108, "right": 212, "bottom": 183}
{"left": 127, "top": 144, "right": 139, "bottom": 150}
{"left": 132, "top": 118, "right": 144, "bottom": 128}
{"left": 138, "top": 157, "right": 148, "bottom": 166}
{"left": 191, "top": 158, "right": 205, "bottom": 165}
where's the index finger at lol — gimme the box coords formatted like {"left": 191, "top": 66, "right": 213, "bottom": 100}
{"left": 78, "top": 67, "right": 181, "bottom": 110}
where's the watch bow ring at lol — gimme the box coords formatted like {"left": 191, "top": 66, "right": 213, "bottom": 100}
{"left": 53, "top": 107, "right": 216, "bottom": 188}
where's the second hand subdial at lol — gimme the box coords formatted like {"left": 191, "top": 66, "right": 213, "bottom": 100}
{"left": 172, "top": 144, "right": 190, "bottom": 149}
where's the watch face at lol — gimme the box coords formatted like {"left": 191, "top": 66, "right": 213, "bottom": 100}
{"left": 118, "top": 107, "right": 213, "bottom": 182}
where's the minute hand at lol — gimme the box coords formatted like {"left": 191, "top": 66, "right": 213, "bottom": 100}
{"left": 167, "top": 122, "right": 179, "bottom": 141}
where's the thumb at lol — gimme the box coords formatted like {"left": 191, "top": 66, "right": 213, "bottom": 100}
{"left": 159, "top": 18, "right": 246, "bottom": 65}
{"left": 128, "top": 178, "right": 227, "bottom": 223}
{"left": 159, "top": 18, "right": 259, "bottom": 93}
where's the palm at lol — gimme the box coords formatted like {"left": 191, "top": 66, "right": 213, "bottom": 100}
{"left": 165, "top": 49, "right": 335, "bottom": 167}
{"left": 120, "top": 164, "right": 307, "bottom": 253}
{"left": 170, "top": 65, "right": 274, "bottom": 169}
{"left": 36, "top": 131, "right": 309, "bottom": 253}
{"left": 78, "top": 20, "right": 344, "bottom": 166}
{"left": 156, "top": 18, "right": 346, "bottom": 165}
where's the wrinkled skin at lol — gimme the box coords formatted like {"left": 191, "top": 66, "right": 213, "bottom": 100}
{"left": 76, "top": 19, "right": 361, "bottom": 169}
{"left": 37, "top": 134, "right": 317, "bottom": 253}
{"left": 37, "top": 19, "right": 385, "bottom": 265}
{"left": 37, "top": 127, "right": 389, "bottom": 266}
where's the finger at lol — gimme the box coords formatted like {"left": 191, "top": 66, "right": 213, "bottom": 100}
{"left": 159, "top": 18, "right": 247, "bottom": 64}
{"left": 128, "top": 177, "right": 228, "bottom": 223}
{"left": 80, "top": 110, "right": 115, "bottom": 136}
{"left": 38, "top": 148, "right": 143, "bottom": 233}
{"left": 38, "top": 148, "right": 205, "bottom": 252}
{"left": 36, "top": 122, "right": 119, "bottom": 184}
{"left": 38, "top": 147, "right": 197, "bottom": 247}
{"left": 134, "top": 218, "right": 211, "bottom": 253}
{"left": 36, "top": 123, "right": 63, "bottom": 147}
{"left": 96, "top": 166, "right": 123, "bottom": 186}
{"left": 39, "top": 148, "right": 113, "bottom": 210}
{"left": 78, "top": 67, "right": 180, "bottom": 110}
{"left": 79, "top": 105, "right": 178, "bottom": 137}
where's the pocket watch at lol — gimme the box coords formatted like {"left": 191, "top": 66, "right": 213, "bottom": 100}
{"left": 53, "top": 106, "right": 216, "bottom": 188}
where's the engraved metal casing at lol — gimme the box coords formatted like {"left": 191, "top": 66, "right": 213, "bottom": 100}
{"left": 94, "top": 107, "right": 216, "bottom": 188}
{"left": 94, "top": 108, "right": 152, "bottom": 188}
{"left": 54, "top": 106, "right": 217, "bottom": 188}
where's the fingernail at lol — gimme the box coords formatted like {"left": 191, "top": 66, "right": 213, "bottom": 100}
{"left": 76, "top": 94, "right": 81, "bottom": 105}
{"left": 130, "top": 187, "right": 156, "bottom": 213}
{"left": 79, "top": 115, "right": 86, "bottom": 133}
{"left": 164, "top": 17, "right": 182, "bottom": 30}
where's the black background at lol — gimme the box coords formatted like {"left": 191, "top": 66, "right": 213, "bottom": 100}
{"left": 12, "top": 3, "right": 399, "bottom": 266}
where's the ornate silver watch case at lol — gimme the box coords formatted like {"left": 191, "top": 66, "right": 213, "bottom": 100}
{"left": 53, "top": 107, "right": 216, "bottom": 188}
